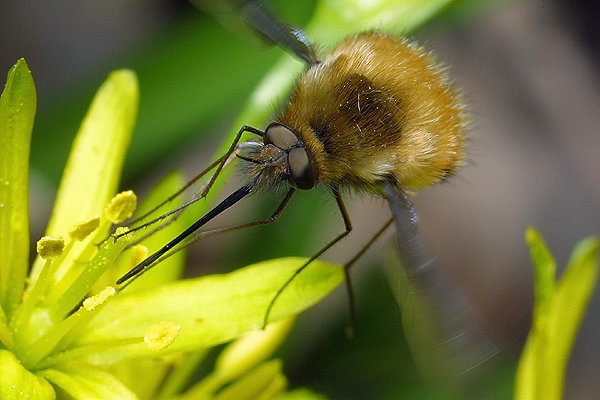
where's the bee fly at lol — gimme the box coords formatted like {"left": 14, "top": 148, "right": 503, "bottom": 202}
{"left": 116, "top": 1, "right": 472, "bottom": 341}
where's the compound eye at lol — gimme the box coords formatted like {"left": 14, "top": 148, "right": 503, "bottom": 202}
{"left": 288, "top": 147, "right": 314, "bottom": 190}
{"left": 265, "top": 124, "right": 298, "bottom": 150}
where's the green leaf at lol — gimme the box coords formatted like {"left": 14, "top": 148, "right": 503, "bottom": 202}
{"left": 0, "top": 349, "right": 55, "bottom": 400}
{"left": 72, "top": 257, "right": 343, "bottom": 365}
{"left": 40, "top": 362, "right": 137, "bottom": 400}
{"left": 515, "top": 229, "right": 599, "bottom": 400}
{"left": 0, "top": 59, "right": 36, "bottom": 317}
{"left": 29, "top": 70, "right": 138, "bottom": 285}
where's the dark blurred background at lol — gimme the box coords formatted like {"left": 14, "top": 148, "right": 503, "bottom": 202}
{"left": 2, "top": 0, "right": 598, "bottom": 398}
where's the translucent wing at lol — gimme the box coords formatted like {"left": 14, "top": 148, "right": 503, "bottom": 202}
{"left": 383, "top": 181, "right": 499, "bottom": 384}
{"left": 195, "top": 0, "right": 319, "bottom": 66}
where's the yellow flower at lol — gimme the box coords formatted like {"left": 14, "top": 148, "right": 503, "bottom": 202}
{"left": 0, "top": 59, "right": 342, "bottom": 399}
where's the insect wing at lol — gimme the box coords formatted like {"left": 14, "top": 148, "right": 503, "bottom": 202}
{"left": 383, "top": 182, "right": 498, "bottom": 382}
{"left": 195, "top": 0, "right": 319, "bottom": 66}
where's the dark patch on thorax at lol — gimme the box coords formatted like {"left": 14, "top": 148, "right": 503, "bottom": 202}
{"left": 310, "top": 73, "right": 403, "bottom": 156}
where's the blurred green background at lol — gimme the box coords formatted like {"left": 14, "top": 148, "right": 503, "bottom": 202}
{"left": 2, "top": 0, "right": 599, "bottom": 398}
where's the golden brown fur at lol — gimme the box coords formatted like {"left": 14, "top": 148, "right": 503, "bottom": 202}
{"left": 276, "top": 33, "right": 467, "bottom": 192}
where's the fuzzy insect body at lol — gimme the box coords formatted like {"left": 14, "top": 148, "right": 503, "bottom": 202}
{"left": 244, "top": 33, "right": 466, "bottom": 195}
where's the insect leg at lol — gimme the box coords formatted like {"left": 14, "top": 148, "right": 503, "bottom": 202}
{"left": 263, "top": 186, "right": 352, "bottom": 327}
{"left": 110, "top": 125, "right": 264, "bottom": 242}
{"left": 117, "top": 185, "right": 295, "bottom": 286}
{"left": 343, "top": 217, "right": 394, "bottom": 333}
{"left": 178, "top": 187, "right": 296, "bottom": 245}
{"left": 110, "top": 154, "right": 229, "bottom": 244}
{"left": 117, "top": 180, "right": 256, "bottom": 285}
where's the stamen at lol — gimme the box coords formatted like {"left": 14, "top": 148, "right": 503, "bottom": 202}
{"left": 36, "top": 236, "right": 65, "bottom": 260}
{"left": 130, "top": 245, "right": 148, "bottom": 267}
{"left": 83, "top": 286, "right": 116, "bottom": 311}
{"left": 144, "top": 321, "right": 180, "bottom": 351}
{"left": 105, "top": 190, "right": 137, "bottom": 224}
{"left": 69, "top": 216, "right": 100, "bottom": 241}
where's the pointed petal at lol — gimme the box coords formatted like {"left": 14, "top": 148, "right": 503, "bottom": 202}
{"left": 40, "top": 362, "right": 137, "bottom": 400}
{"left": 73, "top": 257, "right": 343, "bottom": 365}
{"left": 0, "top": 59, "right": 36, "bottom": 317}
{"left": 29, "top": 70, "right": 138, "bottom": 284}
{"left": 0, "top": 349, "right": 55, "bottom": 399}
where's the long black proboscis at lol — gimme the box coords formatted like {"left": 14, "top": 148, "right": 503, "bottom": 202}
{"left": 116, "top": 182, "right": 254, "bottom": 284}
